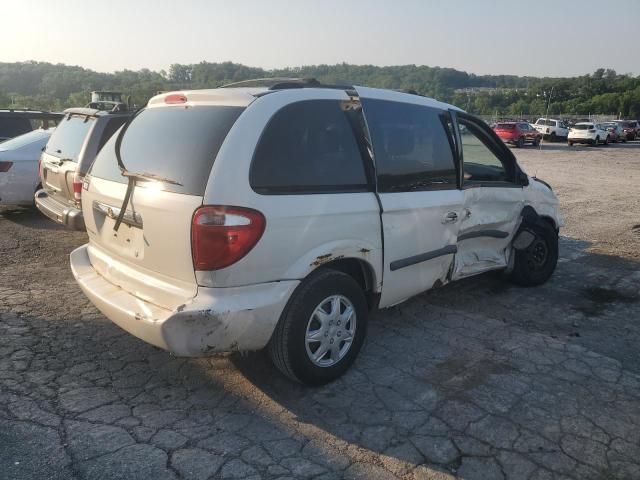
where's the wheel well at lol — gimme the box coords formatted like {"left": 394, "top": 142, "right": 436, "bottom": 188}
{"left": 315, "top": 258, "right": 378, "bottom": 309}
{"left": 521, "top": 206, "right": 558, "bottom": 232}
{"left": 540, "top": 215, "right": 558, "bottom": 232}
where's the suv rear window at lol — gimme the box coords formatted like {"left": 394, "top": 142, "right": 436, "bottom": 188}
{"left": 45, "top": 115, "right": 95, "bottom": 162}
{"left": 250, "top": 100, "right": 369, "bottom": 194}
{"left": 89, "top": 106, "right": 244, "bottom": 196}
{"left": 574, "top": 124, "right": 593, "bottom": 130}
{"left": 496, "top": 123, "right": 516, "bottom": 130}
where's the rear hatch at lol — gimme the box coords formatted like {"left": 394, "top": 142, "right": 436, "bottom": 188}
{"left": 41, "top": 114, "right": 95, "bottom": 204}
{"left": 494, "top": 123, "right": 517, "bottom": 138}
{"left": 83, "top": 98, "right": 246, "bottom": 310}
{"left": 570, "top": 124, "right": 594, "bottom": 138}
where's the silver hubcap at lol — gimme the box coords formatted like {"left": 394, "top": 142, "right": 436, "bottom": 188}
{"left": 305, "top": 295, "right": 357, "bottom": 367}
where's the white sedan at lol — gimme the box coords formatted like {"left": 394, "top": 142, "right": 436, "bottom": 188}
{"left": 0, "top": 129, "right": 53, "bottom": 205}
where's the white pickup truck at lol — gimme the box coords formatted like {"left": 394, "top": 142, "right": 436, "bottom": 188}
{"left": 534, "top": 118, "right": 569, "bottom": 140}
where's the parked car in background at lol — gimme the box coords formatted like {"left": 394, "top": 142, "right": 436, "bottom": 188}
{"left": 602, "top": 122, "right": 624, "bottom": 142}
{"left": 0, "top": 129, "right": 54, "bottom": 205}
{"left": 35, "top": 107, "right": 130, "bottom": 230}
{"left": 494, "top": 121, "right": 542, "bottom": 147}
{"left": 71, "top": 80, "right": 562, "bottom": 385}
{"left": 568, "top": 122, "right": 609, "bottom": 146}
{"left": 0, "top": 109, "right": 62, "bottom": 142}
{"left": 613, "top": 120, "right": 638, "bottom": 140}
{"left": 534, "top": 118, "right": 569, "bottom": 140}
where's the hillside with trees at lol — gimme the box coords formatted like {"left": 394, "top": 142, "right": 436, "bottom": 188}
{"left": 1, "top": 61, "right": 639, "bottom": 118}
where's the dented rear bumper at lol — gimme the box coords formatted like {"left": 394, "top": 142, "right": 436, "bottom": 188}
{"left": 70, "top": 244, "right": 299, "bottom": 356}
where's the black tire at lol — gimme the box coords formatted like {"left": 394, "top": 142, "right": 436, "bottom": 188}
{"left": 594, "top": 136, "right": 600, "bottom": 146}
{"left": 533, "top": 136, "right": 541, "bottom": 147}
{"left": 550, "top": 132, "right": 557, "bottom": 142}
{"left": 604, "top": 135, "right": 609, "bottom": 145}
{"left": 568, "top": 141, "right": 573, "bottom": 146}
{"left": 517, "top": 137, "right": 524, "bottom": 148}
{"left": 509, "top": 221, "right": 558, "bottom": 287}
{"left": 268, "top": 269, "right": 368, "bottom": 386}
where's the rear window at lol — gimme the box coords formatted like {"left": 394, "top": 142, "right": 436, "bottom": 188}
{"left": 535, "top": 119, "right": 556, "bottom": 126}
{"left": 574, "top": 124, "right": 593, "bottom": 130}
{"left": 45, "top": 115, "right": 95, "bottom": 161}
{"left": 89, "top": 105, "right": 244, "bottom": 196}
{"left": 0, "top": 117, "right": 32, "bottom": 140}
{"left": 496, "top": 123, "right": 516, "bottom": 130}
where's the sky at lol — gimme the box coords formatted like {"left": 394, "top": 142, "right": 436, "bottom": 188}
{"left": 3, "top": 0, "right": 639, "bottom": 78}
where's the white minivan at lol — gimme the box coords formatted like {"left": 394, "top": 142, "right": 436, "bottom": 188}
{"left": 71, "top": 80, "right": 562, "bottom": 385}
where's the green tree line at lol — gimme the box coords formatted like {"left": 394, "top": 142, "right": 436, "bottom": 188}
{"left": 1, "top": 61, "right": 639, "bottom": 118}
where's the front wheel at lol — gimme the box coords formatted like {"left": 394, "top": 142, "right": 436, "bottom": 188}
{"left": 517, "top": 137, "right": 524, "bottom": 148}
{"left": 550, "top": 132, "right": 557, "bottom": 142}
{"left": 568, "top": 141, "right": 573, "bottom": 146}
{"left": 594, "top": 136, "right": 600, "bottom": 146}
{"left": 604, "top": 135, "right": 610, "bottom": 145}
{"left": 533, "top": 136, "right": 541, "bottom": 147}
{"left": 509, "top": 221, "right": 559, "bottom": 287}
{"left": 268, "top": 269, "right": 368, "bottom": 386}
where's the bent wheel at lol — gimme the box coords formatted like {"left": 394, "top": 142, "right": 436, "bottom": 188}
{"left": 509, "top": 221, "right": 559, "bottom": 287}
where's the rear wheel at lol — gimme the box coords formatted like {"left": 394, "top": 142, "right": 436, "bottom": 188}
{"left": 509, "top": 221, "right": 558, "bottom": 287}
{"left": 594, "top": 136, "right": 600, "bottom": 146}
{"left": 517, "top": 136, "right": 524, "bottom": 148}
{"left": 568, "top": 140, "right": 573, "bottom": 146}
{"left": 268, "top": 269, "right": 368, "bottom": 386}
{"left": 550, "top": 132, "right": 557, "bottom": 142}
{"left": 533, "top": 136, "right": 541, "bottom": 147}
{"left": 604, "top": 135, "right": 610, "bottom": 145}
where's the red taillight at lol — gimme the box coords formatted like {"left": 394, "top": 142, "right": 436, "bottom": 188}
{"left": 191, "top": 206, "right": 266, "bottom": 271}
{"left": 72, "top": 173, "right": 84, "bottom": 202}
{"left": 165, "top": 94, "right": 187, "bottom": 104}
{"left": 0, "top": 161, "right": 13, "bottom": 172}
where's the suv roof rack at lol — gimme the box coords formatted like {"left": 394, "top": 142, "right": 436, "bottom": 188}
{"left": 220, "top": 77, "right": 355, "bottom": 92}
{"left": 63, "top": 106, "right": 131, "bottom": 117}
{"left": 0, "top": 109, "right": 63, "bottom": 118}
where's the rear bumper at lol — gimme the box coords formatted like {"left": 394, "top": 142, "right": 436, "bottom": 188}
{"left": 70, "top": 244, "right": 299, "bottom": 356}
{"left": 568, "top": 137, "right": 596, "bottom": 144}
{"left": 35, "top": 189, "right": 85, "bottom": 230}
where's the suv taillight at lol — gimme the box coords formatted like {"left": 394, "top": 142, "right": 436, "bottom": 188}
{"left": 72, "top": 173, "right": 84, "bottom": 202}
{"left": 191, "top": 206, "right": 265, "bottom": 271}
{"left": 0, "top": 161, "right": 13, "bottom": 172}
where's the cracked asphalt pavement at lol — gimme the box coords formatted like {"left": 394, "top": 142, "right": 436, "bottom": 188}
{"left": 1, "top": 142, "right": 639, "bottom": 480}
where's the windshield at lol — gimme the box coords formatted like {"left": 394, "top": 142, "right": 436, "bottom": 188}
{"left": 574, "top": 124, "right": 593, "bottom": 130}
{"left": 0, "top": 128, "right": 51, "bottom": 152}
{"left": 89, "top": 105, "right": 245, "bottom": 196}
{"left": 45, "top": 114, "right": 94, "bottom": 161}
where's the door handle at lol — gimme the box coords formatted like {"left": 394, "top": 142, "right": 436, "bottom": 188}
{"left": 442, "top": 211, "right": 458, "bottom": 224}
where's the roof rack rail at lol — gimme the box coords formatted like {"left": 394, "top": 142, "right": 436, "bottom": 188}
{"left": 220, "top": 77, "right": 355, "bottom": 92}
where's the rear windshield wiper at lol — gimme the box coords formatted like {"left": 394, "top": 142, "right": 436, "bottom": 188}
{"left": 121, "top": 170, "right": 182, "bottom": 185}
{"left": 112, "top": 109, "right": 181, "bottom": 231}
